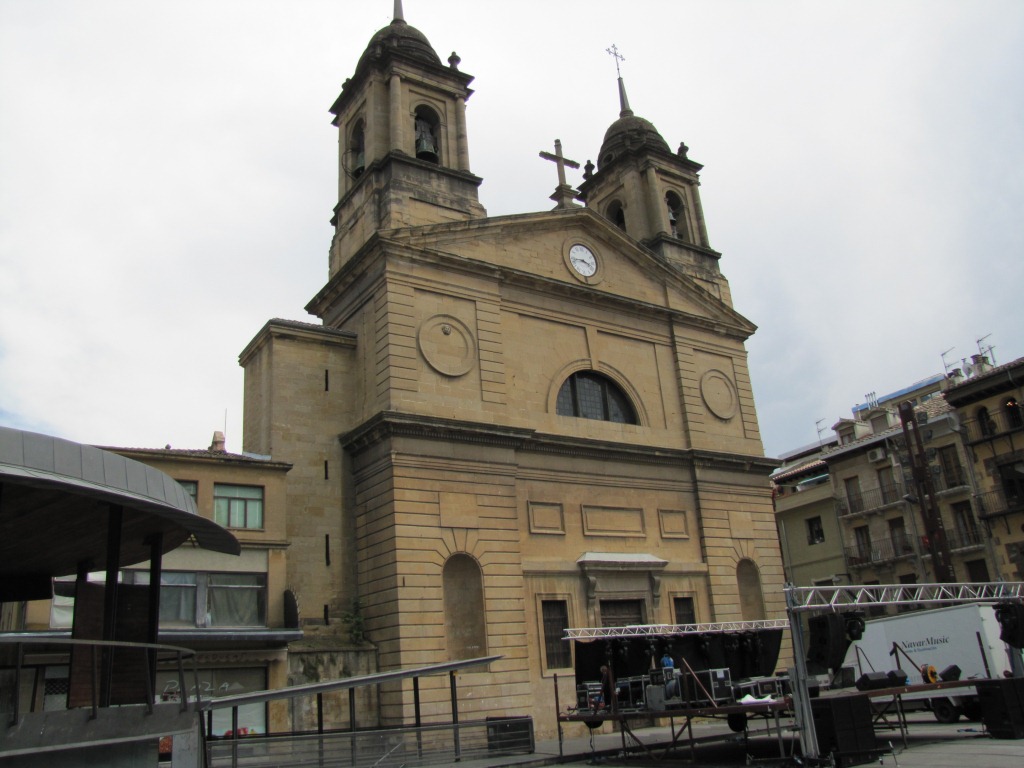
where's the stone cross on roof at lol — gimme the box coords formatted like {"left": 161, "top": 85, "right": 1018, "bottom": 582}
{"left": 539, "top": 139, "right": 581, "bottom": 209}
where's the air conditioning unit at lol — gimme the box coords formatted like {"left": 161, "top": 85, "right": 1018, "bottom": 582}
{"left": 867, "top": 447, "right": 887, "bottom": 463}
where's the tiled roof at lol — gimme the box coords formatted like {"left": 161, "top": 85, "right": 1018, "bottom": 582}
{"left": 821, "top": 392, "right": 951, "bottom": 457}
{"left": 945, "top": 355, "right": 1024, "bottom": 393}
{"left": 771, "top": 459, "right": 827, "bottom": 483}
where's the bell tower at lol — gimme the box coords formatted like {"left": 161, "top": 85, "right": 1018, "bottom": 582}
{"left": 578, "top": 65, "right": 730, "bottom": 304}
{"left": 327, "top": 1, "right": 486, "bottom": 275}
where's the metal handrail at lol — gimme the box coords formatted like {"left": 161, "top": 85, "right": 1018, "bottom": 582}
{"left": 0, "top": 635, "right": 201, "bottom": 725}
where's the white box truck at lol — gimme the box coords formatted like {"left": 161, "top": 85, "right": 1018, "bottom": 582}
{"left": 841, "top": 603, "right": 1024, "bottom": 723}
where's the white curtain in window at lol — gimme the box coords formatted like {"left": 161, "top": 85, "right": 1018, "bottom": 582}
{"left": 160, "top": 573, "right": 196, "bottom": 625}
{"left": 207, "top": 575, "right": 263, "bottom": 627}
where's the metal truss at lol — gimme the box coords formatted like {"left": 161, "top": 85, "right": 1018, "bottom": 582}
{"left": 786, "top": 581, "right": 1024, "bottom": 613}
{"left": 563, "top": 619, "right": 789, "bottom": 640}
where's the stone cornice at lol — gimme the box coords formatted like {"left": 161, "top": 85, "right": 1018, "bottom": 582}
{"left": 239, "top": 318, "right": 357, "bottom": 366}
{"left": 307, "top": 207, "right": 756, "bottom": 340}
{"left": 339, "top": 411, "right": 779, "bottom": 474}
{"left": 340, "top": 411, "right": 534, "bottom": 454}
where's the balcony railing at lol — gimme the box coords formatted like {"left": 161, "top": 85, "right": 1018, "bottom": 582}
{"left": 975, "top": 488, "right": 1024, "bottom": 520}
{"left": 945, "top": 527, "right": 987, "bottom": 551}
{"left": 931, "top": 468, "right": 969, "bottom": 493}
{"left": 835, "top": 484, "right": 904, "bottom": 517}
{"left": 0, "top": 636, "right": 201, "bottom": 759}
{"left": 845, "top": 536, "right": 916, "bottom": 567}
{"left": 962, "top": 407, "right": 1024, "bottom": 442}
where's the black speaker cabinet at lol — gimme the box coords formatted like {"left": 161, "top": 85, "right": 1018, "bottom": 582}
{"left": 806, "top": 614, "right": 848, "bottom": 674}
{"left": 977, "top": 678, "right": 1024, "bottom": 739}
{"left": 811, "top": 696, "right": 877, "bottom": 767}
{"left": 855, "top": 671, "right": 891, "bottom": 691}
{"left": 940, "top": 664, "right": 962, "bottom": 682}
{"left": 886, "top": 669, "right": 908, "bottom": 687}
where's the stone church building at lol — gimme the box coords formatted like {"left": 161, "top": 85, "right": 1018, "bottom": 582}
{"left": 238, "top": 4, "right": 784, "bottom": 730}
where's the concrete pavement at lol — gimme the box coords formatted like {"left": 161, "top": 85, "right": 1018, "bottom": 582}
{"left": 458, "top": 712, "right": 1024, "bottom": 767}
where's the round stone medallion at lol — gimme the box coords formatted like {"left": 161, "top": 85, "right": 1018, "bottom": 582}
{"left": 417, "top": 314, "right": 476, "bottom": 377}
{"left": 700, "top": 369, "right": 738, "bottom": 420}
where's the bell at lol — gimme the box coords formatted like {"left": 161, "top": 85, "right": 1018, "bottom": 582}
{"left": 416, "top": 136, "right": 438, "bottom": 163}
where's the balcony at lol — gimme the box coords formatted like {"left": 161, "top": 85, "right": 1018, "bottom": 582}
{"left": 835, "top": 484, "right": 904, "bottom": 517}
{"left": 962, "top": 407, "right": 1024, "bottom": 443}
{"left": 975, "top": 488, "right": 1024, "bottom": 520}
{"left": 844, "top": 536, "right": 916, "bottom": 568}
{"left": 946, "top": 527, "right": 987, "bottom": 552}
{"left": 931, "top": 468, "right": 969, "bottom": 494}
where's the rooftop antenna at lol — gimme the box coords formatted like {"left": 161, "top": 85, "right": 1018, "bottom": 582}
{"left": 816, "top": 418, "right": 827, "bottom": 448}
{"left": 940, "top": 347, "right": 957, "bottom": 374}
{"left": 977, "top": 334, "right": 996, "bottom": 365}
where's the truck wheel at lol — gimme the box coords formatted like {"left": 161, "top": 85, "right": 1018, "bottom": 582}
{"left": 727, "top": 713, "right": 748, "bottom": 733}
{"left": 932, "top": 698, "right": 960, "bottom": 724}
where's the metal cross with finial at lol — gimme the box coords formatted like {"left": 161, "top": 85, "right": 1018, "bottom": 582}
{"left": 606, "top": 44, "right": 625, "bottom": 76}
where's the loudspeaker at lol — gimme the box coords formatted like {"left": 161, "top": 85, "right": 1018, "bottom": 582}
{"left": 812, "top": 696, "right": 877, "bottom": 766}
{"left": 977, "top": 678, "right": 1024, "bottom": 739}
{"left": 856, "top": 672, "right": 892, "bottom": 691}
{"left": 887, "top": 669, "right": 908, "bottom": 687}
{"left": 940, "top": 664, "right": 962, "bottom": 682}
{"left": 995, "top": 603, "right": 1024, "bottom": 649}
{"left": 806, "top": 614, "right": 848, "bottom": 674}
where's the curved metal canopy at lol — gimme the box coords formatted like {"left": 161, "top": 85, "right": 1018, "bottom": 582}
{"left": 0, "top": 426, "right": 240, "bottom": 582}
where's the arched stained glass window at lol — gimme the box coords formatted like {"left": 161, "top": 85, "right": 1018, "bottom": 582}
{"left": 556, "top": 372, "right": 637, "bottom": 424}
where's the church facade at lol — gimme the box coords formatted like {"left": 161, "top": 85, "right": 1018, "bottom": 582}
{"left": 239, "top": 5, "right": 784, "bottom": 730}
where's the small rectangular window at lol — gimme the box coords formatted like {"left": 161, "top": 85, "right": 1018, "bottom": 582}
{"left": 160, "top": 572, "right": 199, "bottom": 626}
{"left": 673, "top": 596, "right": 696, "bottom": 625}
{"left": 177, "top": 480, "right": 198, "bottom": 502}
{"left": 541, "top": 600, "right": 572, "bottom": 669}
{"left": 214, "top": 484, "right": 264, "bottom": 529}
{"left": 806, "top": 516, "right": 825, "bottom": 545}
{"left": 207, "top": 573, "right": 267, "bottom": 627}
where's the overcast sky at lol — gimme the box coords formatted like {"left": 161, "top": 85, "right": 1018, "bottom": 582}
{"left": 2, "top": 0, "right": 1022, "bottom": 459}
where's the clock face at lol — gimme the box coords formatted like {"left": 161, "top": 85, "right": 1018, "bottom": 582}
{"left": 568, "top": 244, "right": 598, "bottom": 277}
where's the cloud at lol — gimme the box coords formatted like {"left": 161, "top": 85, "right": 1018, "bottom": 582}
{"left": 1, "top": 0, "right": 1022, "bottom": 458}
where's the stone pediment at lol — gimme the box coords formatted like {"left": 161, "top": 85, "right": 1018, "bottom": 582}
{"left": 378, "top": 207, "right": 755, "bottom": 337}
